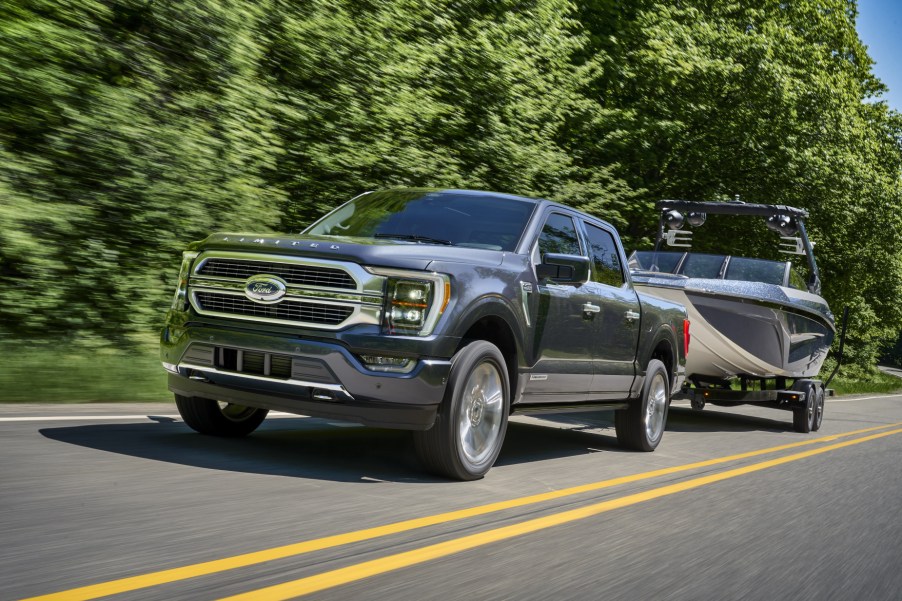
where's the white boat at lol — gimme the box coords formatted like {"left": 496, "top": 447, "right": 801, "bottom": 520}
{"left": 629, "top": 200, "right": 835, "bottom": 384}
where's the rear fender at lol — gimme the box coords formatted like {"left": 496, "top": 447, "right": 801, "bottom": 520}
{"left": 632, "top": 321, "right": 684, "bottom": 398}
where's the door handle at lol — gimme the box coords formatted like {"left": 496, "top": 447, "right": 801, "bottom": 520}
{"left": 582, "top": 303, "right": 601, "bottom": 314}
{"left": 625, "top": 310, "right": 640, "bottom": 322}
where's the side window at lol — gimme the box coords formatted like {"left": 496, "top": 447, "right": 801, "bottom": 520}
{"left": 584, "top": 223, "right": 625, "bottom": 287}
{"left": 538, "top": 213, "right": 581, "bottom": 257}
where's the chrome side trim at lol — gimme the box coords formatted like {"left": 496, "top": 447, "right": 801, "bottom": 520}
{"left": 520, "top": 281, "right": 532, "bottom": 327}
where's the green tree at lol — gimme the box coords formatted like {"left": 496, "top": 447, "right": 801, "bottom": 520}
{"left": 578, "top": 0, "right": 902, "bottom": 366}
{"left": 267, "top": 0, "right": 632, "bottom": 230}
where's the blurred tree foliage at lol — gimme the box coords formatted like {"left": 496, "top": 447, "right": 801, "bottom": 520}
{"left": 0, "top": 0, "right": 284, "bottom": 346}
{"left": 1, "top": 0, "right": 900, "bottom": 368}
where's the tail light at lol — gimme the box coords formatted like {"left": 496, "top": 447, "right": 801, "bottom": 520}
{"left": 683, "top": 319, "right": 691, "bottom": 356}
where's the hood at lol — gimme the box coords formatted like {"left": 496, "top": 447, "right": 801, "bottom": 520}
{"left": 187, "top": 233, "right": 506, "bottom": 271}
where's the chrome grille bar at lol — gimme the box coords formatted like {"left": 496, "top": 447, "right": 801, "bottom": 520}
{"left": 195, "top": 292, "right": 354, "bottom": 325}
{"left": 198, "top": 258, "right": 356, "bottom": 289}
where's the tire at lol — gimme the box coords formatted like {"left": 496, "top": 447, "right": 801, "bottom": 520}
{"left": 414, "top": 341, "right": 510, "bottom": 480}
{"left": 175, "top": 395, "right": 268, "bottom": 437}
{"left": 792, "top": 380, "right": 816, "bottom": 433}
{"left": 615, "top": 359, "right": 669, "bottom": 451}
{"left": 811, "top": 384, "right": 825, "bottom": 432}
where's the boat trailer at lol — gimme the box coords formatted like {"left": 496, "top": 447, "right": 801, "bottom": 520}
{"left": 673, "top": 307, "right": 849, "bottom": 433}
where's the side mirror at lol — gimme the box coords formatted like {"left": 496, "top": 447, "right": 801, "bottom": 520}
{"left": 537, "top": 253, "right": 590, "bottom": 285}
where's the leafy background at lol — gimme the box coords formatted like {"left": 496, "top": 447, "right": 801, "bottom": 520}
{"left": 1, "top": 0, "right": 901, "bottom": 399}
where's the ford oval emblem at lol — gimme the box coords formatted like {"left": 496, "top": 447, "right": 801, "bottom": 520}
{"left": 244, "top": 275, "right": 287, "bottom": 304}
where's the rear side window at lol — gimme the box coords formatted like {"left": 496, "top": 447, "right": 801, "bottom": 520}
{"left": 584, "top": 223, "right": 625, "bottom": 287}
{"left": 538, "top": 213, "right": 581, "bottom": 257}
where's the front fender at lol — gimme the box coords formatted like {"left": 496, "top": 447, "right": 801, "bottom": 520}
{"left": 451, "top": 294, "right": 527, "bottom": 360}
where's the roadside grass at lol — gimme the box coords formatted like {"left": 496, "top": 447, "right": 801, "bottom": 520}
{"left": 1, "top": 343, "right": 900, "bottom": 403}
{"left": 828, "top": 370, "right": 902, "bottom": 396}
{"left": 0, "top": 344, "right": 170, "bottom": 403}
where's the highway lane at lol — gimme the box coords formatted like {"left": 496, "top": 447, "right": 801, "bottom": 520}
{"left": 2, "top": 395, "right": 901, "bottom": 600}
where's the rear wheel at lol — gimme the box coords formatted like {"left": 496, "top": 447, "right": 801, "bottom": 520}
{"left": 792, "top": 380, "right": 816, "bottom": 433}
{"left": 811, "top": 385, "right": 825, "bottom": 432}
{"left": 175, "top": 395, "right": 268, "bottom": 437}
{"left": 615, "top": 359, "right": 669, "bottom": 451}
{"left": 414, "top": 341, "right": 509, "bottom": 480}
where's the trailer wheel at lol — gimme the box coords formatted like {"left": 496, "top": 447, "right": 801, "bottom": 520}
{"left": 792, "top": 381, "right": 816, "bottom": 433}
{"left": 615, "top": 359, "right": 669, "bottom": 451}
{"left": 811, "top": 385, "right": 825, "bottom": 431}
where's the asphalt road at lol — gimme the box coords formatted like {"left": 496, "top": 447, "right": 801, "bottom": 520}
{"left": 2, "top": 394, "right": 901, "bottom": 601}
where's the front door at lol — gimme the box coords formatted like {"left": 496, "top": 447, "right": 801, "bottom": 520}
{"left": 524, "top": 212, "right": 595, "bottom": 402}
{"left": 581, "top": 221, "right": 641, "bottom": 398}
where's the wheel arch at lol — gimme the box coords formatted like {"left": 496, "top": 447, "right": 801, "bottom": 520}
{"left": 644, "top": 326, "right": 679, "bottom": 392}
{"left": 453, "top": 297, "right": 525, "bottom": 407}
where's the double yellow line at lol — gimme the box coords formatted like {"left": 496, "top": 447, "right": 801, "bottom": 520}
{"left": 26, "top": 422, "right": 902, "bottom": 601}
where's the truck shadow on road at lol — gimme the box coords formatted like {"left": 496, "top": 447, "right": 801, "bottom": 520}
{"left": 38, "top": 407, "right": 791, "bottom": 483}
{"left": 38, "top": 415, "right": 624, "bottom": 483}
{"left": 666, "top": 406, "right": 795, "bottom": 433}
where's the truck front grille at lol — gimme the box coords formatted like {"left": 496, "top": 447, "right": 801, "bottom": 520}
{"left": 187, "top": 251, "right": 384, "bottom": 330}
{"left": 195, "top": 292, "right": 354, "bottom": 326}
{"left": 198, "top": 258, "right": 356, "bottom": 289}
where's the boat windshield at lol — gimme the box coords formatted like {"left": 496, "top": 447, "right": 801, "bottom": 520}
{"left": 303, "top": 190, "right": 537, "bottom": 252}
{"left": 631, "top": 207, "right": 820, "bottom": 292}
{"left": 724, "top": 257, "right": 786, "bottom": 286}
{"left": 682, "top": 254, "right": 727, "bottom": 278}
{"left": 630, "top": 251, "right": 802, "bottom": 288}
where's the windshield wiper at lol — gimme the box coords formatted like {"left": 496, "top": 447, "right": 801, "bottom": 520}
{"left": 374, "top": 233, "right": 453, "bottom": 245}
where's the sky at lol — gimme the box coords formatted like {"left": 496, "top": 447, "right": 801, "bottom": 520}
{"left": 856, "top": 0, "right": 902, "bottom": 112}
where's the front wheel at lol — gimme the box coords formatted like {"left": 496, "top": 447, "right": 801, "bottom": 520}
{"left": 414, "top": 341, "right": 510, "bottom": 480}
{"left": 175, "top": 395, "right": 268, "bottom": 437}
{"left": 615, "top": 359, "right": 669, "bottom": 451}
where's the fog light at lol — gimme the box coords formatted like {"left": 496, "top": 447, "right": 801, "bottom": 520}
{"left": 359, "top": 355, "right": 416, "bottom": 373}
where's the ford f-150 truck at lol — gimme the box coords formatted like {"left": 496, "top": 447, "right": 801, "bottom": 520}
{"left": 161, "top": 189, "right": 689, "bottom": 479}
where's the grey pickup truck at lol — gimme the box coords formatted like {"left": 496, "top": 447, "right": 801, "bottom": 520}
{"left": 162, "top": 188, "right": 689, "bottom": 479}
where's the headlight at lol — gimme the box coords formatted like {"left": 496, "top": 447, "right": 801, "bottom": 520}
{"left": 170, "top": 251, "right": 199, "bottom": 310}
{"left": 365, "top": 267, "right": 451, "bottom": 336}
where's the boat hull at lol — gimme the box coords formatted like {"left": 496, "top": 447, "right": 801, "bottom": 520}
{"left": 632, "top": 275, "right": 834, "bottom": 380}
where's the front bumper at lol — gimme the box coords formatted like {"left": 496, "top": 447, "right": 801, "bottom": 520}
{"left": 162, "top": 324, "right": 452, "bottom": 430}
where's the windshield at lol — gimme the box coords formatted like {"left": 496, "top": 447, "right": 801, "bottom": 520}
{"left": 304, "top": 189, "right": 537, "bottom": 252}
